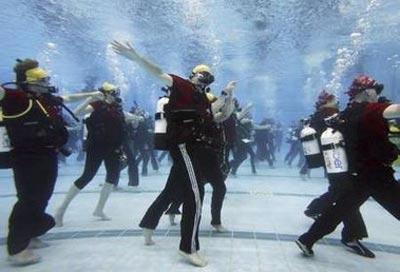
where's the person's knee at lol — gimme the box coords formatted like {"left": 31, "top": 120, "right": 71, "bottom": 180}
{"left": 212, "top": 181, "right": 226, "bottom": 195}
{"left": 74, "top": 178, "right": 90, "bottom": 190}
{"left": 105, "top": 174, "right": 119, "bottom": 185}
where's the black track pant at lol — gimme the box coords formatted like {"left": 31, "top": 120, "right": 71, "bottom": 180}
{"left": 140, "top": 143, "right": 206, "bottom": 253}
{"left": 165, "top": 147, "right": 227, "bottom": 225}
{"left": 284, "top": 142, "right": 301, "bottom": 166}
{"left": 120, "top": 140, "right": 139, "bottom": 186}
{"left": 300, "top": 167, "right": 400, "bottom": 247}
{"left": 139, "top": 163, "right": 184, "bottom": 229}
{"left": 74, "top": 145, "right": 121, "bottom": 189}
{"left": 7, "top": 151, "right": 58, "bottom": 255}
{"left": 140, "top": 145, "right": 227, "bottom": 227}
{"left": 230, "top": 142, "right": 256, "bottom": 174}
{"left": 306, "top": 174, "right": 368, "bottom": 241}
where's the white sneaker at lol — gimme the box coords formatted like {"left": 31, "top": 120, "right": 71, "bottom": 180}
{"left": 93, "top": 210, "right": 111, "bottom": 221}
{"left": 179, "top": 250, "right": 208, "bottom": 267}
{"left": 169, "top": 214, "right": 177, "bottom": 226}
{"left": 8, "top": 249, "right": 41, "bottom": 266}
{"left": 28, "top": 238, "right": 50, "bottom": 249}
{"left": 143, "top": 228, "right": 155, "bottom": 245}
{"left": 212, "top": 224, "right": 228, "bottom": 233}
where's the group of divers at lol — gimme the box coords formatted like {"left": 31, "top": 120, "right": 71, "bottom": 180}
{"left": 1, "top": 40, "right": 400, "bottom": 268}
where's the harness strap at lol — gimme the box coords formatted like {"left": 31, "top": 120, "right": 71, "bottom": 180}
{"left": 321, "top": 140, "right": 345, "bottom": 151}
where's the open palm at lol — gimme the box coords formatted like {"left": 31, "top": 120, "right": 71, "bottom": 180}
{"left": 111, "top": 40, "right": 138, "bottom": 60}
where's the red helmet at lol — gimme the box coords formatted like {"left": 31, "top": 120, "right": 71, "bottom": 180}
{"left": 315, "top": 90, "right": 335, "bottom": 109}
{"left": 346, "top": 75, "right": 383, "bottom": 99}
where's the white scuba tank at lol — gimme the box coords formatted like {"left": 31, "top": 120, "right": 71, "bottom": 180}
{"left": 154, "top": 96, "right": 169, "bottom": 150}
{"left": 83, "top": 113, "right": 90, "bottom": 142}
{"left": 81, "top": 113, "right": 90, "bottom": 151}
{"left": 300, "top": 125, "right": 323, "bottom": 168}
{"left": 320, "top": 127, "right": 348, "bottom": 174}
{"left": 0, "top": 108, "right": 12, "bottom": 168}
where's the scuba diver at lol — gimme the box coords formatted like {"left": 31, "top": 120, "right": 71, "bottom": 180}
{"left": 254, "top": 118, "right": 275, "bottom": 168}
{"left": 300, "top": 90, "right": 371, "bottom": 257}
{"left": 156, "top": 89, "right": 235, "bottom": 230}
{"left": 112, "top": 40, "right": 236, "bottom": 267}
{"left": 229, "top": 101, "right": 255, "bottom": 175}
{"left": 115, "top": 104, "right": 143, "bottom": 189}
{"left": 296, "top": 75, "right": 400, "bottom": 258}
{"left": 54, "top": 82, "right": 142, "bottom": 226}
{"left": 1, "top": 58, "right": 99, "bottom": 266}
{"left": 274, "top": 121, "right": 284, "bottom": 153}
{"left": 284, "top": 121, "right": 303, "bottom": 167}
{"left": 132, "top": 108, "right": 159, "bottom": 176}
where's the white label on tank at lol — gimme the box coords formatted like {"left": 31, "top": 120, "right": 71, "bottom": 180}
{"left": 154, "top": 119, "right": 167, "bottom": 134}
{"left": 0, "top": 127, "right": 11, "bottom": 152}
{"left": 302, "top": 140, "right": 320, "bottom": 155}
{"left": 323, "top": 148, "right": 348, "bottom": 174}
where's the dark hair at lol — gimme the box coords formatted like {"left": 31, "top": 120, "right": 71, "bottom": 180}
{"left": 13, "top": 58, "right": 39, "bottom": 83}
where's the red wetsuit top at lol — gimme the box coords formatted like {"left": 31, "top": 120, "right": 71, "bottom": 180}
{"left": 165, "top": 75, "right": 215, "bottom": 145}
{"left": 358, "top": 102, "right": 396, "bottom": 169}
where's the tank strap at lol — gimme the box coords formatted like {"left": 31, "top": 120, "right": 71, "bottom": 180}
{"left": 35, "top": 100, "right": 50, "bottom": 117}
{"left": 155, "top": 112, "right": 164, "bottom": 120}
{"left": 321, "top": 140, "right": 345, "bottom": 151}
{"left": 300, "top": 134, "right": 317, "bottom": 142}
{"left": 1, "top": 99, "right": 33, "bottom": 119}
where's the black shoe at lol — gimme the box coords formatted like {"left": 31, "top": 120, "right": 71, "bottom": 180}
{"left": 341, "top": 240, "right": 375, "bottom": 258}
{"left": 295, "top": 239, "right": 314, "bottom": 257}
{"left": 304, "top": 209, "right": 321, "bottom": 220}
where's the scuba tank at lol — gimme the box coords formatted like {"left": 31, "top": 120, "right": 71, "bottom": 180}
{"left": 388, "top": 122, "right": 400, "bottom": 167}
{"left": 82, "top": 113, "right": 90, "bottom": 151}
{"left": 0, "top": 108, "right": 12, "bottom": 168}
{"left": 300, "top": 124, "right": 324, "bottom": 168}
{"left": 154, "top": 96, "right": 169, "bottom": 150}
{"left": 320, "top": 127, "right": 348, "bottom": 177}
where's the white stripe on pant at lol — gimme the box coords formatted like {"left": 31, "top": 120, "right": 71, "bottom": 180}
{"left": 179, "top": 143, "right": 202, "bottom": 253}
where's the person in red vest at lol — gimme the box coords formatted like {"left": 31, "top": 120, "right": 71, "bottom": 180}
{"left": 112, "top": 40, "right": 235, "bottom": 267}
{"left": 296, "top": 75, "right": 400, "bottom": 258}
{"left": 0, "top": 58, "right": 100, "bottom": 266}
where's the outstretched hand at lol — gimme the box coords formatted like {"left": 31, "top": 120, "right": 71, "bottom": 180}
{"left": 91, "top": 91, "right": 105, "bottom": 101}
{"left": 223, "top": 81, "right": 236, "bottom": 95}
{"left": 111, "top": 40, "right": 139, "bottom": 60}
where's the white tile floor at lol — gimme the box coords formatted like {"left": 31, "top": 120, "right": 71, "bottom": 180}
{"left": 0, "top": 159, "right": 399, "bottom": 271}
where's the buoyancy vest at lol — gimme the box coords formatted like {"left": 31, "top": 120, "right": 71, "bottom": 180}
{"left": 85, "top": 100, "right": 126, "bottom": 149}
{"left": 1, "top": 89, "right": 68, "bottom": 151}
{"left": 165, "top": 85, "right": 217, "bottom": 146}
{"left": 336, "top": 102, "right": 399, "bottom": 173}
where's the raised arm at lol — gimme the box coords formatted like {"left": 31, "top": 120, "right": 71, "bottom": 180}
{"left": 253, "top": 123, "right": 271, "bottom": 130}
{"left": 124, "top": 111, "right": 144, "bottom": 128}
{"left": 212, "top": 81, "right": 236, "bottom": 123}
{"left": 236, "top": 102, "right": 254, "bottom": 121}
{"left": 111, "top": 41, "right": 173, "bottom": 87}
{"left": 73, "top": 97, "right": 97, "bottom": 117}
{"left": 383, "top": 104, "right": 400, "bottom": 119}
{"left": 61, "top": 91, "right": 103, "bottom": 103}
